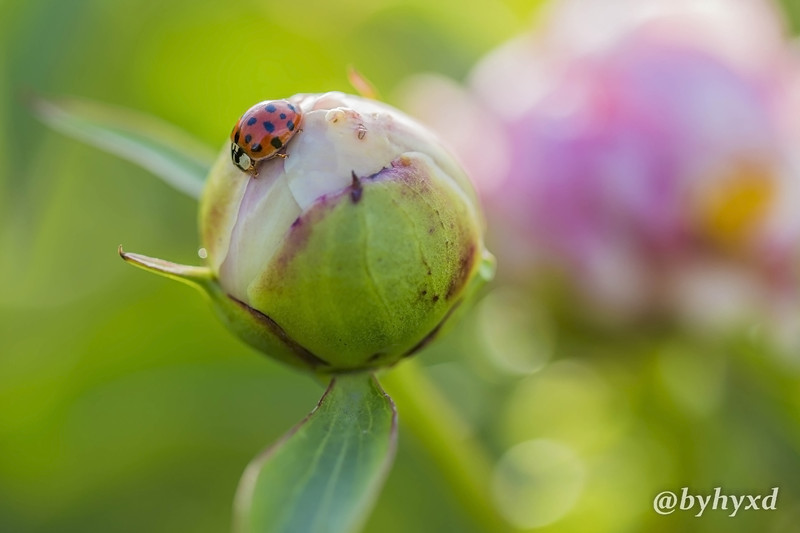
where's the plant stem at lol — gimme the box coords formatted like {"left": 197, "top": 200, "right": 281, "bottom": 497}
{"left": 380, "top": 358, "right": 513, "bottom": 533}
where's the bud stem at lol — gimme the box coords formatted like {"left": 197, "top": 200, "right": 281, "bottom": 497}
{"left": 381, "top": 359, "right": 512, "bottom": 533}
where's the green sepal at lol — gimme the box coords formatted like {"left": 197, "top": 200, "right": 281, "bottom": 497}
{"left": 119, "top": 248, "right": 331, "bottom": 372}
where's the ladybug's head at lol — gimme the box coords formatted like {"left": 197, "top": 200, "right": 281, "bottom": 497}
{"left": 231, "top": 142, "right": 254, "bottom": 173}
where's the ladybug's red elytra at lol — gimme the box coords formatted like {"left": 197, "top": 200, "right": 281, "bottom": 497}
{"left": 230, "top": 100, "right": 302, "bottom": 174}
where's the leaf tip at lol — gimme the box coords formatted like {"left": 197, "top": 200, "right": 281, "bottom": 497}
{"left": 347, "top": 66, "right": 381, "bottom": 101}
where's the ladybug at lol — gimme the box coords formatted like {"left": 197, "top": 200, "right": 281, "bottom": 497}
{"left": 230, "top": 100, "right": 302, "bottom": 174}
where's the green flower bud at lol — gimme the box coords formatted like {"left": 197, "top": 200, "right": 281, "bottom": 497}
{"left": 123, "top": 92, "right": 494, "bottom": 373}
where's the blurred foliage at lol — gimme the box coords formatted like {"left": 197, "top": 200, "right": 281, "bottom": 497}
{"left": 2, "top": 0, "right": 800, "bottom": 532}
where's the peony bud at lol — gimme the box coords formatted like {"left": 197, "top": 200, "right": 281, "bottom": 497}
{"left": 123, "top": 92, "right": 493, "bottom": 373}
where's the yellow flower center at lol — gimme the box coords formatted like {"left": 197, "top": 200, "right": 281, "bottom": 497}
{"left": 694, "top": 162, "right": 775, "bottom": 251}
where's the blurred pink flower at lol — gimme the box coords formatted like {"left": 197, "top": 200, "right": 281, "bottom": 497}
{"left": 400, "top": 0, "right": 800, "bottom": 337}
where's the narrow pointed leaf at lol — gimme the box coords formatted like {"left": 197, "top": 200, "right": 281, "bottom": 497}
{"left": 30, "top": 95, "right": 214, "bottom": 199}
{"left": 346, "top": 66, "right": 381, "bottom": 100}
{"left": 234, "top": 373, "right": 397, "bottom": 533}
{"left": 118, "top": 246, "right": 214, "bottom": 289}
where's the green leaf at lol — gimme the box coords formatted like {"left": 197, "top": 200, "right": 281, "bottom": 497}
{"left": 30, "top": 95, "right": 214, "bottom": 199}
{"left": 234, "top": 373, "right": 397, "bottom": 533}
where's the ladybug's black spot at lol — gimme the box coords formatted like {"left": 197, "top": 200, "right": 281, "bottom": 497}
{"left": 270, "top": 137, "right": 283, "bottom": 149}
{"left": 251, "top": 143, "right": 263, "bottom": 153}
{"left": 280, "top": 113, "right": 287, "bottom": 119}
{"left": 265, "top": 103, "right": 277, "bottom": 112}
{"left": 263, "top": 121, "right": 275, "bottom": 133}
{"left": 246, "top": 117, "right": 257, "bottom": 126}
{"left": 244, "top": 134, "right": 252, "bottom": 143}
{"left": 288, "top": 104, "right": 296, "bottom": 112}
{"left": 234, "top": 130, "right": 240, "bottom": 143}
{"left": 287, "top": 120, "right": 295, "bottom": 131}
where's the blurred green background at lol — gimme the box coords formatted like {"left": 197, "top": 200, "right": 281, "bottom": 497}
{"left": 2, "top": 1, "right": 800, "bottom": 532}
